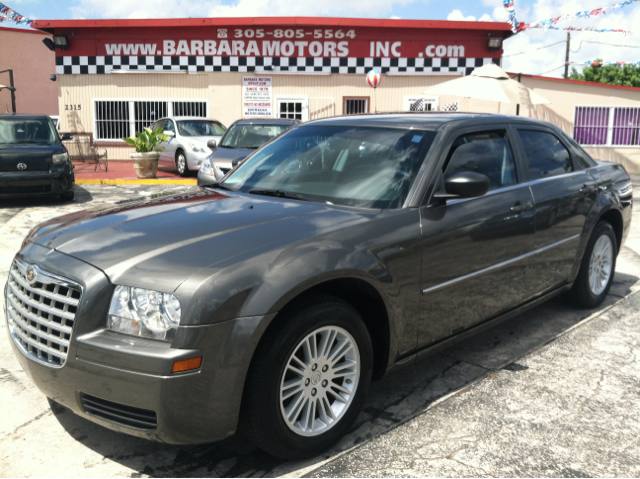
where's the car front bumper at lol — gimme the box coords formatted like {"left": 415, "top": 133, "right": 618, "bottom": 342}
{"left": 6, "top": 242, "right": 275, "bottom": 444}
{"left": 0, "top": 169, "right": 74, "bottom": 198}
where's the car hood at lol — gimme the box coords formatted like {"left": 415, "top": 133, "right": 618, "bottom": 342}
{"left": 0, "top": 144, "right": 65, "bottom": 162}
{"left": 209, "top": 147, "right": 252, "bottom": 163}
{"left": 29, "top": 188, "right": 375, "bottom": 292}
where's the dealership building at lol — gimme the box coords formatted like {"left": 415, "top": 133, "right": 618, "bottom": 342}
{"left": 31, "top": 17, "right": 640, "bottom": 172}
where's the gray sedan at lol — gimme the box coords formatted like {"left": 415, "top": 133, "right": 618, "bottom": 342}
{"left": 197, "top": 118, "right": 299, "bottom": 185}
{"left": 151, "top": 117, "right": 226, "bottom": 177}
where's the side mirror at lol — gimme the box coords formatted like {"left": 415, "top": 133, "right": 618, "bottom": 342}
{"left": 207, "top": 139, "right": 217, "bottom": 150}
{"left": 60, "top": 133, "right": 73, "bottom": 141}
{"left": 433, "top": 171, "right": 490, "bottom": 200}
{"left": 231, "top": 156, "right": 248, "bottom": 167}
{"left": 164, "top": 130, "right": 175, "bottom": 138}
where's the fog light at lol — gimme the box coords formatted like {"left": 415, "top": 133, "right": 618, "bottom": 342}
{"left": 172, "top": 356, "right": 202, "bottom": 372}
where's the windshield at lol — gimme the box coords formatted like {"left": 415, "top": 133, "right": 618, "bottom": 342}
{"left": 220, "top": 124, "right": 291, "bottom": 149}
{"left": 177, "top": 120, "right": 226, "bottom": 137}
{"left": 222, "top": 126, "right": 436, "bottom": 209}
{"left": 0, "top": 118, "right": 58, "bottom": 145}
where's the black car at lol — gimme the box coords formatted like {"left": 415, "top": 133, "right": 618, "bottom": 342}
{"left": 197, "top": 118, "right": 300, "bottom": 185}
{"left": 7, "top": 113, "right": 632, "bottom": 460}
{"left": 0, "top": 115, "right": 74, "bottom": 200}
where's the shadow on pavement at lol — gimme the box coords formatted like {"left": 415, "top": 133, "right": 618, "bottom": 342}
{"left": 49, "top": 273, "right": 638, "bottom": 478}
{"left": 0, "top": 185, "right": 94, "bottom": 209}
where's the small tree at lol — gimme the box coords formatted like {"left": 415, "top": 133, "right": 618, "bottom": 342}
{"left": 569, "top": 59, "right": 640, "bottom": 88}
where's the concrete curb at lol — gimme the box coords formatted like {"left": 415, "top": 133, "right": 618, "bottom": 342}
{"left": 76, "top": 179, "right": 197, "bottom": 185}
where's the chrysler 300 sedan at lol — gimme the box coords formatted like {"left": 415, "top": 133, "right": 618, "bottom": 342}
{"left": 5, "top": 113, "right": 632, "bottom": 459}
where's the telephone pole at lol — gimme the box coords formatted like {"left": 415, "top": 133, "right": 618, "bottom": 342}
{"left": 564, "top": 32, "right": 571, "bottom": 79}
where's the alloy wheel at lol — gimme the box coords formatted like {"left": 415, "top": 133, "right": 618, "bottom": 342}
{"left": 588, "top": 234, "right": 613, "bottom": 295}
{"left": 279, "top": 326, "right": 360, "bottom": 437}
{"left": 177, "top": 154, "right": 186, "bottom": 175}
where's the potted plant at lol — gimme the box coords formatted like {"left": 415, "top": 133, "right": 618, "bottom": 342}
{"left": 124, "top": 127, "right": 169, "bottom": 179}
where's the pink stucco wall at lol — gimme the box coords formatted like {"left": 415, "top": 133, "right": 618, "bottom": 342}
{"left": 0, "top": 27, "right": 58, "bottom": 116}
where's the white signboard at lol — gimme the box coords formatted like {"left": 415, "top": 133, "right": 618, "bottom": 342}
{"left": 403, "top": 96, "right": 440, "bottom": 112}
{"left": 243, "top": 76, "right": 272, "bottom": 117}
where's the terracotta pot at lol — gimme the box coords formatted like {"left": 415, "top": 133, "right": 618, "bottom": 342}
{"left": 131, "top": 152, "right": 160, "bottom": 179}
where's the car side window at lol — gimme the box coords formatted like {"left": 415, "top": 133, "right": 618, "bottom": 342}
{"left": 518, "top": 130, "right": 574, "bottom": 180}
{"left": 443, "top": 130, "right": 517, "bottom": 191}
{"left": 164, "top": 120, "right": 175, "bottom": 133}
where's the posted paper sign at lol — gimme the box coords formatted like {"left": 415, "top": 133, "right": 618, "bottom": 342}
{"left": 243, "top": 76, "right": 272, "bottom": 117}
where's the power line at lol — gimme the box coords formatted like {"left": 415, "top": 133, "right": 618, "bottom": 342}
{"left": 503, "top": 40, "right": 566, "bottom": 57}
{"left": 533, "top": 64, "right": 568, "bottom": 76}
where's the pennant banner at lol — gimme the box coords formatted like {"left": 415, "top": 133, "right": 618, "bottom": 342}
{"left": 504, "top": 0, "right": 635, "bottom": 35}
{"left": 574, "top": 60, "right": 640, "bottom": 66}
{"left": 0, "top": 3, "right": 34, "bottom": 25}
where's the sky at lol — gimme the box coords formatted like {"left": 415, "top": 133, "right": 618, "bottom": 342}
{"left": 5, "top": 0, "right": 640, "bottom": 78}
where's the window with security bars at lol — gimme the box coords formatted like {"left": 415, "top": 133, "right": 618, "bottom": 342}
{"left": 574, "top": 106, "right": 640, "bottom": 146}
{"left": 95, "top": 101, "right": 130, "bottom": 140}
{"left": 93, "top": 99, "right": 208, "bottom": 141}
{"left": 344, "top": 98, "right": 369, "bottom": 115}
{"left": 279, "top": 101, "right": 303, "bottom": 120}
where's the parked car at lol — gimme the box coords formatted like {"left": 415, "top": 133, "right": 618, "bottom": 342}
{"left": 197, "top": 118, "right": 300, "bottom": 185}
{"left": 7, "top": 114, "right": 633, "bottom": 460}
{"left": 0, "top": 115, "right": 74, "bottom": 200}
{"left": 150, "top": 117, "right": 226, "bottom": 177}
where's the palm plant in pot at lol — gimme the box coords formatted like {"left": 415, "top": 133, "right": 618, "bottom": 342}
{"left": 124, "top": 127, "right": 169, "bottom": 179}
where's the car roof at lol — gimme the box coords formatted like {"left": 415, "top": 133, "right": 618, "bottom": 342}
{"left": 0, "top": 115, "right": 51, "bottom": 120}
{"left": 301, "top": 112, "right": 555, "bottom": 130}
{"left": 163, "top": 117, "right": 222, "bottom": 121}
{"left": 232, "top": 118, "right": 299, "bottom": 126}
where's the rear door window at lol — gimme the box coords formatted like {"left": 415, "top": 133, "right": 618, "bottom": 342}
{"left": 443, "top": 130, "right": 517, "bottom": 191}
{"left": 517, "top": 130, "right": 574, "bottom": 180}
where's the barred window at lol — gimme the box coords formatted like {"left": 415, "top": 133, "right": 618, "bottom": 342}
{"left": 574, "top": 106, "right": 640, "bottom": 147}
{"left": 344, "top": 98, "right": 369, "bottom": 115}
{"left": 93, "top": 99, "right": 208, "bottom": 141}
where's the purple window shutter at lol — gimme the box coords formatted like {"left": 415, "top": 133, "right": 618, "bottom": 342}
{"left": 612, "top": 107, "right": 640, "bottom": 146}
{"left": 574, "top": 106, "right": 609, "bottom": 145}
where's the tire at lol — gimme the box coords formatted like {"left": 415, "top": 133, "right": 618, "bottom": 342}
{"left": 566, "top": 221, "right": 617, "bottom": 308}
{"left": 175, "top": 150, "right": 189, "bottom": 177}
{"left": 60, "top": 190, "right": 74, "bottom": 201}
{"left": 241, "top": 294, "right": 373, "bottom": 459}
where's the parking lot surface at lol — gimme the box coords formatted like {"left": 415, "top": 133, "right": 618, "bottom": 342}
{"left": 1, "top": 182, "right": 639, "bottom": 478}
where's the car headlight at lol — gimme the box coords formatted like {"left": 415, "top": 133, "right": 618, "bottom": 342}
{"left": 52, "top": 151, "right": 69, "bottom": 164}
{"left": 188, "top": 143, "right": 207, "bottom": 153}
{"left": 200, "top": 158, "right": 215, "bottom": 176}
{"left": 107, "top": 285, "right": 181, "bottom": 341}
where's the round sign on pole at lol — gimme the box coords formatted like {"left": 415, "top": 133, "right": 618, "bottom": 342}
{"left": 366, "top": 69, "right": 381, "bottom": 88}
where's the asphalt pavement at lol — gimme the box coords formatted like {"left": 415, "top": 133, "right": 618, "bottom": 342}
{"left": 0, "top": 181, "right": 638, "bottom": 478}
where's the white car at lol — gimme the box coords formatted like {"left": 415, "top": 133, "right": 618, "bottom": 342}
{"left": 151, "top": 117, "right": 227, "bottom": 177}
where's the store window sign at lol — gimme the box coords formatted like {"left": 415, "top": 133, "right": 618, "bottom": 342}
{"left": 243, "top": 76, "right": 272, "bottom": 117}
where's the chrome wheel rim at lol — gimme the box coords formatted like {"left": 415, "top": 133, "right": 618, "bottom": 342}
{"left": 589, "top": 235, "right": 613, "bottom": 295}
{"left": 279, "top": 326, "right": 360, "bottom": 437}
{"left": 177, "top": 154, "right": 186, "bottom": 174}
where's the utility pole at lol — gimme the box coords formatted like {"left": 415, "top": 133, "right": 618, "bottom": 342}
{"left": 564, "top": 32, "right": 571, "bottom": 79}
{"left": 0, "top": 69, "right": 17, "bottom": 114}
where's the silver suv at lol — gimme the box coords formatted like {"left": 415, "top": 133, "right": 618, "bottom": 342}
{"left": 151, "top": 117, "right": 226, "bottom": 177}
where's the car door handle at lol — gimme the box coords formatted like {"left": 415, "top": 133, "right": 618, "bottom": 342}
{"left": 510, "top": 202, "right": 533, "bottom": 213}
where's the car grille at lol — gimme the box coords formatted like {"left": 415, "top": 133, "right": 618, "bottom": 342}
{"left": 5, "top": 259, "right": 82, "bottom": 368}
{"left": 0, "top": 161, "right": 50, "bottom": 172}
{"left": 80, "top": 393, "right": 158, "bottom": 431}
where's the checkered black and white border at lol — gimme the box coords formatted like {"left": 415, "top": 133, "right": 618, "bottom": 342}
{"left": 55, "top": 56, "right": 500, "bottom": 75}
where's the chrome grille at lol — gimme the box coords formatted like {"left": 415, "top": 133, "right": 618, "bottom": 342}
{"left": 5, "top": 259, "right": 82, "bottom": 368}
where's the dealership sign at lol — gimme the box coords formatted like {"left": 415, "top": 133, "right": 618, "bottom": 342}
{"left": 243, "top": 76, "right": 272, "bottom": 117}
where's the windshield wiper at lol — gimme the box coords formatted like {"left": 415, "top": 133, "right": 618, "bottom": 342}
{"left": 207, "top": 182, "right": 236, "bottom": 191}
{"left": 248, "top": 188, "right": 310, "bottom": 202}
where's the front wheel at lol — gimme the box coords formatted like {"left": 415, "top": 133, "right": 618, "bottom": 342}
{"left": 566, "top": 221, "right": 617, "bottom": 308}
{"left": 175, "top": 150, "right": 189, "bottom": 177}
{"left": 241, "top": 295, "right": 373, "bottom": 459}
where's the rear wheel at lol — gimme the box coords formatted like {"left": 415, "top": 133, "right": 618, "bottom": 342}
{"left": 566, "top": 221, "right": 617, "bottom": 308}
{"left": 241, "top": 295, "right": 373, "bottom": 459}
{"left": 176, "top": 150, "right": 189, "bottom": 177}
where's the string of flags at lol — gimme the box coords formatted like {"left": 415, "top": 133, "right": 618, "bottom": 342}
{"left": 574, "top": 60, "right": 640, "bottom": 66}
{"left": 503, "top": 0, "right": 635, "bottom": 34}
{"left": 0, "top": 3, "right": 33, "bottom": 25}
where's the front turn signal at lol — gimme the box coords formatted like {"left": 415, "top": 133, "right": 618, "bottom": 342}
{"left": 172, "top": 356, "right": 202, "bottom": 373}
